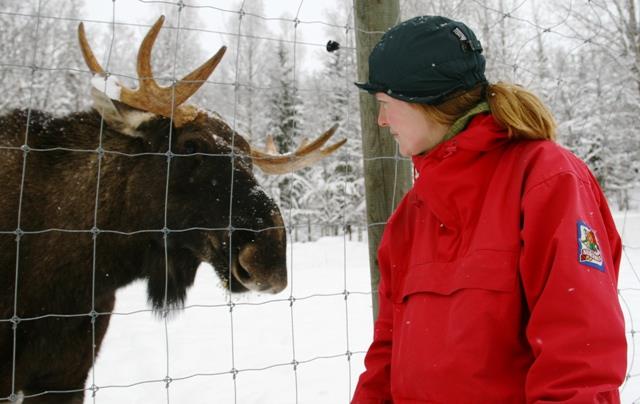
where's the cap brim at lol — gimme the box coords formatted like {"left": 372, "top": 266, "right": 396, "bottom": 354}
{"left": 384, "top": 91, "right": 444, "bottom": 105}
{"left": 384, "top": 82, "right": 473, "bottom": 105}
{"left": 354, "top": 81, "right": 386, "bottom": 93}
{"left": 353, "top": 82, "right": 446, "bottom": 104}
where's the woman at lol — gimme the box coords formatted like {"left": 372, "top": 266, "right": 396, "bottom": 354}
{"left": 352, "top": 15, "right": 626, "bottom": 403}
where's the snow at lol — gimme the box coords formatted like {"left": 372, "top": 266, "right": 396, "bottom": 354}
{"left": 91, "top": 75, "right": 121, "bottom": 101}
{"left": 84, "top": 211, "right": 640, "bottom": 403}
{"left": 85, "top": 236, "right": 372, "bottom": 403}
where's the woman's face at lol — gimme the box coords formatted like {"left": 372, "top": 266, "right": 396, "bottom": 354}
{"left": 375, "top": 93, "right": 450, "bottom": 157}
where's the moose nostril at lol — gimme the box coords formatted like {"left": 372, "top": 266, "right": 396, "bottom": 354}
{"left": 236, "top": 244, "right": 286, "bottom": 293}
{"left": 234, "top": 260, "right": 252, "bottom": 282}
{"left": 237, "top": 244, "right": 258, "bottom": 280}
{"left": 238, "top": 243, "right": 256, "bottom": 266}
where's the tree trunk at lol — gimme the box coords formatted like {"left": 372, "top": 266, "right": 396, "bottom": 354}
{"left": 627, "top": 0, "right": 640, "bottom": 96}
{"left": 354, "top": 0, "right": 411, "bottom": 320}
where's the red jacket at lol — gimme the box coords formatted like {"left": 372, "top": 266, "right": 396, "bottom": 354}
{"left": 352, "top": 114, "right": 626, "bottom": 404}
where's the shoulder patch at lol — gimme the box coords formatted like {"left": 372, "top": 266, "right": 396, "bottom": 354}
{"left": 577, "top": 221, "right": 604, "bottom": 272}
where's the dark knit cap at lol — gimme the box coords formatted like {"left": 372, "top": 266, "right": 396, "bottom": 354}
{"left": 355, "top": 16, "right": 487, "bottom": 105}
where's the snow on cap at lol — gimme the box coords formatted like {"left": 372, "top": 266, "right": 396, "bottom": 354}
{"left": 355, "top": 15, "right": 487, "bottom": 105}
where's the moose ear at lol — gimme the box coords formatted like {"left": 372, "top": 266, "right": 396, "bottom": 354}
{"left": 90, "top": 75, "right": 156, "bottom": 137}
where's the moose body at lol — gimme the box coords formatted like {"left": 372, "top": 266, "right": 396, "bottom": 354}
{"left": 0, "top": 16, "right": 343, "bottom": 403}
{"left": 0, "top": 102, "right": 287, "bottom": 403}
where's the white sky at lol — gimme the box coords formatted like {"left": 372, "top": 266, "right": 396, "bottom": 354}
{"left": 82, "top": 0, "right": 346, "bottom": 27}
{"left": 81, "top": 0, "right": 350, "bottom": 72}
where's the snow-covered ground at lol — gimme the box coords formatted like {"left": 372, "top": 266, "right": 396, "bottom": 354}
{"left": 85, "top": 236, "right": 373, "bottom": 404}
{"left": 85, "top": 211, "right": 640, "bottom": 403}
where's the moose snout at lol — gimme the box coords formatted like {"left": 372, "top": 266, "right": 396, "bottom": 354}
{"left": 236, "top": 243, "right": 287, "bottom": 293}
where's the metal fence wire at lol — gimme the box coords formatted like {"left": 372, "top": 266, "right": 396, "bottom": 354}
{"left": 0, "top": 0, "right": 638, "bottom": 403}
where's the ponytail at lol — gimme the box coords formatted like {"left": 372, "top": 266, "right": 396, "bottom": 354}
{"left": 418, "top": 82, "right": 556, "bottom": 140}
{"left": 486, "top": 82, "right": 556, "bottom": 140}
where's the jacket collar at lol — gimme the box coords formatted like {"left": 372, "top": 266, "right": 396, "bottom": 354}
{"left": 440, "top": 101, "right": 490, "bottom": 143}
{"left": 411, "top": 113, "right": 509, "bottom": 174}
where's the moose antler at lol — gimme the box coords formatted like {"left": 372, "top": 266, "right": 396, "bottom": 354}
{"left": 78, "top": 16, "right": 226, "bottom": 127}
{"left": 250, "top": 124, "right": 347, "bottom": 175}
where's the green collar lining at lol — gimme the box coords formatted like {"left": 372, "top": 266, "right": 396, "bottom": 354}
{"left": 441, "top": 101, "right": 491, "bottom": 143}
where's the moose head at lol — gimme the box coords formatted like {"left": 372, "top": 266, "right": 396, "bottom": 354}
{"left": 0, "top": 16, "right": 344, "bottom": 402}
{"left": 76, "top": 15, "right": 345, "bottom": 306}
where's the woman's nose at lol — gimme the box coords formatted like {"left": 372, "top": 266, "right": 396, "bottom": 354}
{"left": 377, "top": 109, "right": 388, "bottom": 127}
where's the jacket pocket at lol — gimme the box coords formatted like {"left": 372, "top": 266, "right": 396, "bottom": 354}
{"left": 394, "top": 250, "right": 518, "bottom": 303}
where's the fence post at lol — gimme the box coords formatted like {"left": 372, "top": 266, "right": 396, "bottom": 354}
{"left": 354, "top": 0, "right": 411, "bottom": 320}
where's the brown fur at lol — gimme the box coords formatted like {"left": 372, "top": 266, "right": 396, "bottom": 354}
{"left": 0, "top": 108, "right": 287, "bottom": 402}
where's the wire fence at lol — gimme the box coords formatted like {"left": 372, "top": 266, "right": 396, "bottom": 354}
{"left": 0, "top": 1, "right": 368, "bottom": 403}
{"left": 0, "top": 0, "right": 638, "bottom": 403}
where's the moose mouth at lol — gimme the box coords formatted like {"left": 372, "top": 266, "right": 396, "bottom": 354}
{"left": 205, "top": 233, "right": 286, "bottom": 294}
{"left": 233, "top": 243, "right": 287, "bottom": 294}
{"left": 231, "top": 255, "right": 271, "bottom": 292}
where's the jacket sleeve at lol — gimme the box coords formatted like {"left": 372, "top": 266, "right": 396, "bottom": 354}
{"left": 519, "top": 171, "right": 626, "bottom": 403}
{"left": 351, "top": 260, "right": 394, "bottom": 403}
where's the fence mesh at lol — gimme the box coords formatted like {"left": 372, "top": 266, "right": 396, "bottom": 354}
{"left": 0, "top": 0, "right": 638, "bottom": 403}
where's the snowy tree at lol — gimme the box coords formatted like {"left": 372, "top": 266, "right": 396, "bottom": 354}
{"left": 558, "top": 0, "right": 640, "bottom": 98}
{"left": 222, "top": 0, "right": 275, "bottom": 139}
{"left": 265, "top": 40, "right": 302, "bottom": 153}
{"left": 401, "top": 0, "right": 537, "bottom": 83}
{"left": 399, "top": 0, "right": 640, "bottom": 207}
{"left": 100, "top": 5, "right": 208, "bottom": 103}
{"left": 258, "top": 39, "right": 306, "bottom": 213}
{"left": 551, "top": 47, "right": 640, "bottom": 209}
{"left": 0, "top": 2, "right": 36, "bottom": 113}
{"left": 0, "top": 0, "right": 210, "bottom": 117}
{"left": 300, "top": 17, "right": 365, "bottom": 240}
{"left": 0, "top": 0, "right": 86, "bottom": 115}
{"left": 545, "top": 0, "right": 640, "bottom": 207}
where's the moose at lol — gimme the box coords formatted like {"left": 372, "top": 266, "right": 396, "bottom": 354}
{"left": 0, "top": 16, "right": 344, "bottom": 403}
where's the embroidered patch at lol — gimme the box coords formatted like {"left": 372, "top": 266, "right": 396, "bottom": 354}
{"left": 577, "top": 221, "right": 604, "bottom": 272}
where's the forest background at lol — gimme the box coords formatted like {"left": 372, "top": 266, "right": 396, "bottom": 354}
{"left": 1, "top": 0, "right": 640, "bottom": 402}
{"left": 1, "top": 0, "right": 638, "bottom": 246}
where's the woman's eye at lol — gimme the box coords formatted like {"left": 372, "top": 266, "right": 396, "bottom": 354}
{"left": 184, "top": 140, "right": 198, "bottom": 154}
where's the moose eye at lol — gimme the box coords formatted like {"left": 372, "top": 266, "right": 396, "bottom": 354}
{"left": 237, "top": 154, "right": 253, "bottom": 169}
{"left": 184, "top": 140, "right": 198, "bottom": 154}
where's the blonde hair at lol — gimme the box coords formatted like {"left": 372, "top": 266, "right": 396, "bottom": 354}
{"left": 417, "top": 82, "right": 556, "bottom": 140}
